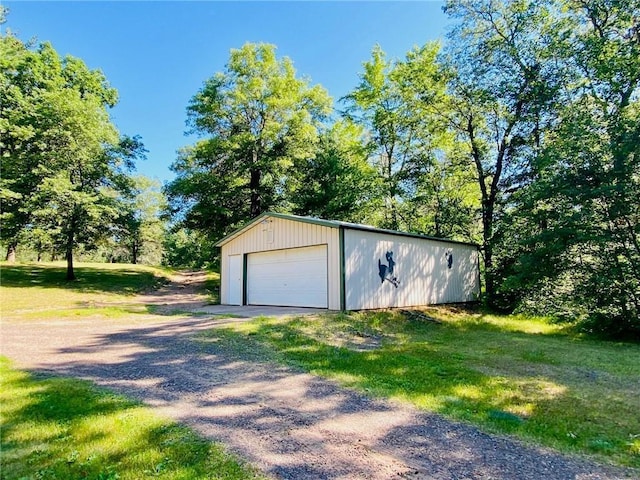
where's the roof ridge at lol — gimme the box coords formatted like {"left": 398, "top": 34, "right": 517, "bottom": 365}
{"left": 215, "top": 211, "right": 479, "bottom": 248}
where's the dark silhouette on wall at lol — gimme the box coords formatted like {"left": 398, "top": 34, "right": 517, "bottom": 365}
{"left": 378, "top": 251, "right": 399, "bottom": 288}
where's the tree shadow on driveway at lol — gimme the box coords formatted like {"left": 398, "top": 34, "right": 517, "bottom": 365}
{"left": 2, "top": 316, "right": 634, "bottom": 479}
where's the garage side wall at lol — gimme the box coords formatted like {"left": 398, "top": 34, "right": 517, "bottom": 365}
{"left": 344, "top": 229, "right": 480, "bottom": 310}
{"left": 220, "top": 217, "right": 340, "bottom": 309}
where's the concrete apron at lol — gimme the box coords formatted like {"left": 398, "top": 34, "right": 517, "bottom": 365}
{"left": 195, "top": 304, "right": 330, "bottom": 318}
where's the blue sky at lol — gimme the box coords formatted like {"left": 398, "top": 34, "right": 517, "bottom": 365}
{"left": 3, "top": 1, "right": 449, "bottom": 183}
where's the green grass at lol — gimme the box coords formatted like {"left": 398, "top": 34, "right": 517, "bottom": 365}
{"left": 0, "top": 357, "right": 263, "bottom": 480}
{"left": 203, "top": 271, "right": 221, "bottom": 304}
{"left": 207, "top": 308, "right": 640, "bottom": 469}
{"left": 0, "top": 262, "right": 168, "bottom": 293}
{"left": 1, "top": 263, "right": 223, "bottom": 320}
{"left": 0, "top": 262, "right": 172, "bottom": 321}
{"left": 1, "top": 263, "right": 260, "bottom": 478}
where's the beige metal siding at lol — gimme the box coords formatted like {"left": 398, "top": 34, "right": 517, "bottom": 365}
{"left": 220, "top": 216, "right": 340, "bottom": 309}
{"left": 344, "top": 229, "right": 480, "bottom": 310}
{"left": 247, "top": 245, "right": 328, "bottom": 308}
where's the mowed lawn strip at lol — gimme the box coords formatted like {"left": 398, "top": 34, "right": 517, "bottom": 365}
{"left": 208, "top": 310, "right": 640, "bottom": 469}
{"left": 1, "top": 264, "right": 261, "bottom": 479}
{"left": 0, "top": 357, "right": 264, "bottom": 480}
{"left": 1, "top": 262, "right": 171, "bottom": 320}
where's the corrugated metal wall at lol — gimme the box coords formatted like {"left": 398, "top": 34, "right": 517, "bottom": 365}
{"left": 344, "top": 229, "right": 480, "bottom": 310}
{"left": 220, "top": 216, "right": 341, "bottom": 309}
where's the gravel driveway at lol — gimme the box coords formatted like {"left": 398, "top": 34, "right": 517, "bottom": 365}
{"left": 1, "top": 274, "right": 636, "bottom": 479}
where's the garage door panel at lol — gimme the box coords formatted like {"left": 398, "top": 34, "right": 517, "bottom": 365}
{"left": 247, "top": 245, "right": 327, "bottom": 308}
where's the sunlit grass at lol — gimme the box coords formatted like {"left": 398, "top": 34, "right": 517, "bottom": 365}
{"left": 208, "top": 308, "right": 640, "bottom": 469}
{"left": 0, "top": 262, "right": 171, "bottom": 321}
{"left": 0, "top": 357, "right": 263, "bottom": 479}
{"left": 0, "top": 263, "right": 223, "bottom": 322}
{"left": 203, "top": 270, "right": 221, "bottom": 304}
{"left": 17, "top": 304, "right": 154, "bottom": 320}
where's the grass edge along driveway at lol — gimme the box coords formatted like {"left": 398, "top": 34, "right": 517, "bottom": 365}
{"left": 0, "top": 357, "right": 264, "bottom": 480}
{"left": 207, "top": 309, "right": 640, "bottom": 470}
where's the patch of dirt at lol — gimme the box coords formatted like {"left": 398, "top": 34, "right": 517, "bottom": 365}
{"left": 1, "top": 272, "right": 637, "bottom": 480}
{"left": 303, "top": 328, "right": 385, "bottom": 352}
{"left": 135, "top": 270, "right": 212, "bottom": 313}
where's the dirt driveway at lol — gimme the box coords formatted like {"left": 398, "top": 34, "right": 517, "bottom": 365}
{"left": 1, "top": 273, "right": 635, "bottom": 479}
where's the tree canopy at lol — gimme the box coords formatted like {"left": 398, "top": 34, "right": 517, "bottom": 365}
{"left": 439, "top": 0, "right": 639, "bottom": 337}
{"left": 166, "top": 42, "right": 332, "bottom": 241}
{"left": 0, "top": 32, "right": 147, "bottom": 279}
{"left": 3, "top": 2, "right": 638, "bottom": 338}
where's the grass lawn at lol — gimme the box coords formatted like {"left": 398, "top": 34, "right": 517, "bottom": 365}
{"left": 0, "top": 357, "right": 262, "bottom": 480}
{"left": 209, "top": 308, "right": 640, "bottom": 469}
{"left": 203, "top": 270, "right": 221, "bottom": 305}
{"left": 0, "top": 262, "right": 172, "bottom": 321}
{"left": 1, "top": 263, "right": 258, "bottom": 479}
{"left": 1, "top": 263, "right": 222, "bottom": 321}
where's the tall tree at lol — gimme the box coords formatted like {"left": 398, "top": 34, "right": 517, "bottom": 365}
{"left": 392, "top": 43, "right": 480, "bottom": 240}
{"left": 503, "top": 0, "right": 640, "bottom": 336}
{"left": 442, "top": 0, "right": 564, "bottom": 304}
{"left": 343, "top": 43, "right": 462, "bottom": 234}
{"left": 0, "top": 36, "right": 63, "bottom": 261}
{"left": 117, "top": 175, "right": 166, "bottom": 265}
{"left": 0, "top": 29, "right": 140, "bottom": 279}
{"left": 290, "top": 120, "right": 379, "bottom": 222}
{"left": 167, "top": 42, "right": 332, "bottom": 241}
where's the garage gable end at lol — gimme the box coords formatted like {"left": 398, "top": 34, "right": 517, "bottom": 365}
{"left": 218, "top": 214, "right": 341, "bottom": 309}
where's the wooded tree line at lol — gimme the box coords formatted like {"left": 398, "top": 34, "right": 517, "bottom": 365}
{"left": 1, "top": 1, "right": 638, "bottom": 338}
{"left": 0, "top": 9, "right": 163, "bottom": 278}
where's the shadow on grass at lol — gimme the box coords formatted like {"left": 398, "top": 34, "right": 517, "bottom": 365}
{"left": 204, "top": 274, "right": 221, "bottom": 305}
{"left": 1, "top": 263, "right": 166, "bottom": 295}
{"left": 0, "top": 358, "right": 258, "bottom": 479}
{"left": 222, "top": 314, "right": 640, "bottom": 469}
{"left": 4, "top": 313, "right": 636, "bottom": 478}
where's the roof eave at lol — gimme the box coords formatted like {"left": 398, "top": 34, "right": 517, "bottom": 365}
{"left": 214, "top": 212, "right": 339, "bottom": 247}
{"left": 215, "top": 212, "right": 479, "bottom": 249}
{"left": 214, "top": 212, "right": 271, "bottom": 247}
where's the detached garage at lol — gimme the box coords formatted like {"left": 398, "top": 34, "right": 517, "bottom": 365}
{"left": 216, "top": 212, "right": 480, "bottom": 310}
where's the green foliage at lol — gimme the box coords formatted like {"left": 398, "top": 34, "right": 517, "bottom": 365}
{"left": 214, "top": 310, "right": 640, "bottom": 468}
{"left": 442, "top": 0, "right": 566, "bottom": 302}
{"left": 0, "top": 30, "right": 144, "bottom": 278}
{"left": 493, "top": 0, "right": 640, "bottom": 338}
{"left": 290, "top": 120, "right": 379, "bottom": 222}
{"left": 438, "top": 0, "right": 639, "bottom": 339}
{"left": 166, "top": 42, "right": 332, "bottom": 242}
{"left": 342, "top": 43, "right": 469, "bottom": 235}
{"left": 0, "top": 357, "right": 262, "bottom": 479}
{"left": 162, "top": 228, "right": 218, "bottom": 269}
{"left": 393, "top": 44, "right": 481, "bottom": 240}
{"left": 113, "top": 175, "right": 167, "bottom": 265}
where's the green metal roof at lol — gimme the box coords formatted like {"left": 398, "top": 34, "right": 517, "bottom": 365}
{"left": 215, "top": 212, "right": 479, "bottom": 248}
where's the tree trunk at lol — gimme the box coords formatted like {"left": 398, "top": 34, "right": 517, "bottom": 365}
{"left": 131, "top": 242, "right": 138, "bottom": 264}
{"left": 481, "top": 196, "right": 495, "bottom": 303}
{"left": 66, "top": 248, "right": 75, "bottom": 281}
{"left": 467, "top": 115, "right": 498, "bottom": 306}
{"left": 483, "top": 243, "right": 495, "bottom": 305}
{"left": 5, "top": 242, "right": 17, "bottom": 262}
{"left": 66, "top": 228, "right": 76, "bottom": 281}
{"left": 250, "top": 167, "right": 261, "bottom": 218}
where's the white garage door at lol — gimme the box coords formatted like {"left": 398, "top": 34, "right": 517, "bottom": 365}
{"left": 247, "top": 245, "right": 328, "bottom": 308}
